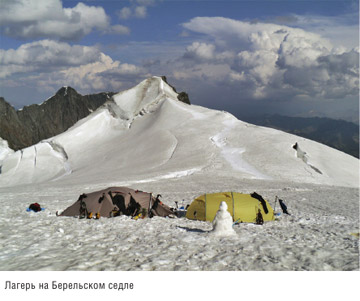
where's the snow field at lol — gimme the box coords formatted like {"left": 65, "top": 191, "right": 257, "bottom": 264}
{"left": 0, "top": 175, "right": 358, "bottom": 271}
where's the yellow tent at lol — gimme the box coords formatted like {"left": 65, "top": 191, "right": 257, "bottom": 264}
{"left": 186, "top": 192, "right": 274, "bottom": 223}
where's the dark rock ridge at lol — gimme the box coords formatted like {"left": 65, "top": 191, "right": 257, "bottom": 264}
{"left": 1, "top": 79, "right": 191, "bottom": 151}
{"left": 0, "top": 87, "right": 115, "bottom": 151}
{"left": 0, "top": 97, "right": 28, "bottom": 150}
{"left": 161, "top": 76, "right": 190, "bottom": 105}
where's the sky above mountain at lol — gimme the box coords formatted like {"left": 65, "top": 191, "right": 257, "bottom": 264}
{"left": 0, "top": 0, "right": 359, "bottom": 122}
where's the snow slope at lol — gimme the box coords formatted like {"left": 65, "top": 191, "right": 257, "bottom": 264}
{"left": 0, "top": 138, "right": 13, "bottom": 166}
{"left": 0, "top": 77, "right": 358, "bottom": 273}
{"left": 0, "top": 76, "right": 358, "bottom": 188}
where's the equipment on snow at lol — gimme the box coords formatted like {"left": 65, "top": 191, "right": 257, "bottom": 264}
{"left": 250, "top": 192, "right": 269, "bottom": 214}
{"left": 279, "top": 199, "right": 290, "bottom": 215}
{"left": 256, "top": 209, "right": 264, "bottom": 225}
{"left": 27, "top": 203, "right": 43, "bottom": 212}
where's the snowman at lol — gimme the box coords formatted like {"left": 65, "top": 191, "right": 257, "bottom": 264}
{"left": 211, "top": 201, "right": 236, "bottom": 236}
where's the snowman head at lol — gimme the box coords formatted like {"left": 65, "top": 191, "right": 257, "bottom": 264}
{"left": 219, "top": 201, "right": 228, "bottom": 211}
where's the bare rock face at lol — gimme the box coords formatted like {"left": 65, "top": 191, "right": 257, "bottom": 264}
{"left": 0, "top": 97, "right": 32, "bottom": 150}
{"left": 161, "top": 76, "right": 191, "bottom": 105}
{"left": 0, "top": 87, "right": 115, "bottom": 151}
{"left": 177, "top": 92, "right": 190, "bottom": 105}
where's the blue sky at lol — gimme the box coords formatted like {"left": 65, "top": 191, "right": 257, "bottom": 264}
{"left": 0, "top": 0, "right": 359, "bottom": 122}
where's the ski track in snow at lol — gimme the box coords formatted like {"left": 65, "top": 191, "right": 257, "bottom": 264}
{"left": 210, "top": 119, "right": 270, "bottom": 180}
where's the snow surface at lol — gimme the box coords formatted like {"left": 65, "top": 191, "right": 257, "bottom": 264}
{"left": 0, "top": 176, "right": 358, "bottom": 271}
{"left": 0, "top": 138, "right": 13, "bottom": 166}
{"left": 0, "top": 76, "right": 358, "bottom": 271}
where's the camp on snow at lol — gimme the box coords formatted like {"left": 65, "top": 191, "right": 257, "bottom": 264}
{"left": 186, "top": 192, "right": 275, "bottom": 223}
{"left": 58, "top": 186, "right": 174, "bottom": 219}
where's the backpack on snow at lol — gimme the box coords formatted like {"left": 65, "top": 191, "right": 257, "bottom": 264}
{"left": 29, "top": 203, "right": 42, "bottom": 212}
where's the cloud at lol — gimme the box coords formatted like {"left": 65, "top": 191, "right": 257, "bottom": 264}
{"left": 109, "top": 25, "right": 131, "bottom": 35}
{"left": 176, "top": 17, "right": 359, "bottom": 102}
{"left": 268, "top": 12, "right": 359, "bottom": 51}
{"left": 0, "top": 39, "right": 149, "bottom": 93}
{"left": 60, "top": 54, "right": 149, "bottom": 91}
{"left": 134, "top": 6, "right": 147, "bottom": 18}
{"left": 117, "top": 0, "right": 157, "bottom": 20}
{"left": 0, "top": 0, "right": 111, "bottom": 40}
{"left": 184, "top": 42, "right": 216, "bottom": 60}
{"left": 117, "top": 5, "right": 147, "bottom": 19}
{"left": 117, "top": 7, "right": 132, "bottom": 20}
{"left": 0, "top": 40, "right": 105, "bottom": 78}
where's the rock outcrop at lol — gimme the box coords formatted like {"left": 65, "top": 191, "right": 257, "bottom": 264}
{"left": 0, "top": 88, "right": 115, "bottom": 150}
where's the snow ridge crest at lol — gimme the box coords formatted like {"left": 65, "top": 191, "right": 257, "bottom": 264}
{"left": 112, "top": 77, "right": 179, "bottom": 121}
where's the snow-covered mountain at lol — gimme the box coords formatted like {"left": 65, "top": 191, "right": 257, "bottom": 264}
{"left": 0, "top": 87, "right": 115, "bottom": 151}
{"left": 0, "top": 77, "right": 359, "bottom": 273}
{"left": 0, "top": 76, "right": 358, "bottom": 188}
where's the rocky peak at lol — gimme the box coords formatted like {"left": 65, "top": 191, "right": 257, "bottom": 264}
{"left": 0, "top": 90, "right": 114, "bottom": 151}
{"left": 161, "top": 76, "right": 190, "bottom": 105}
{"left": 55, "top": 86, "right": 78, "bottom": 97}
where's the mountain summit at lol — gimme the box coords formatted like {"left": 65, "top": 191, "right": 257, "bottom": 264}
{"left": 0, "top": 76, "right": 358, "bottom": 188}
{"left": 0, "top": 88, "right": 115, "bottom": 151}
{"left": 0, "top": 78, "right": 190, "bottom": 152}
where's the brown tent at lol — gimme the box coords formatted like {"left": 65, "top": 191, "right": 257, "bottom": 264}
{"left": 58, "top": 186, "right": 174, "bottom": 218}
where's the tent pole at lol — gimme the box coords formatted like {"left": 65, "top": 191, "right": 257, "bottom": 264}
{"left": 148, "top": 193, "right": 152, "bottom": 216}
{"left": 231, "top": 192, "right": 235, "bottom": 221}
{"left": 204, "top": 193, "right": 207, "bottom": 221}
{"left": 274, "top": 196, "right": 277, "bottom": 212}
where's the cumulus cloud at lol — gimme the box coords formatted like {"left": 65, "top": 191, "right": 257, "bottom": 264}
{"left": 277, "top": 12, "right": 359, "bottom": 50}
{"left": 117, "top": 0, "right": 156, "bottom": 20}
{"left": 0, "top": 40, "right": 149, "bottom": 93}
{"left": 135, "top": 6, "right": 147, "bottom": 18}
{"left": 0, "top": 0, "right": 131, "bottom": 40}
{"left": 176, "top": 16, "right": 359, "bottom": 102}
{"left": 109, "top": 24, "right": 131, "bottom": 35}
{"left": 118, "top": 5, "right": 148, "bottom": 19}
{"left": 0, "top": 40, "right": 106, "bottom": 76}
{"left": 0, "top": 40, "right": 105, "bottom": 79}
{"left": 117, "top": 7, "right": 132, "bottom": 20}
{"left": 184, "top": 42, "right": 216, "bottom": 60}
{"left": 60, "top": 54, "right": 149, "bottom": 91}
